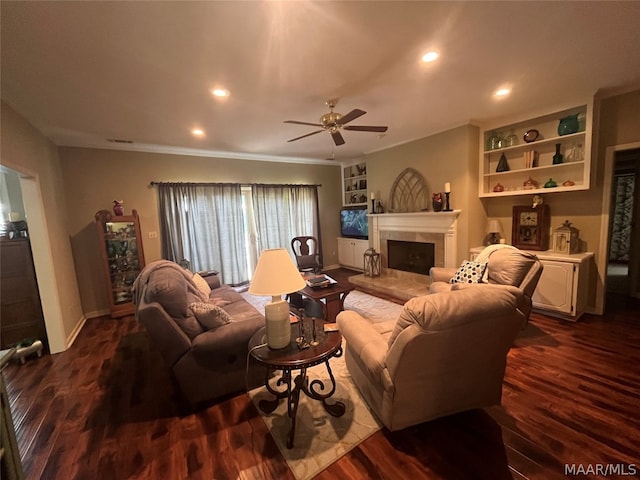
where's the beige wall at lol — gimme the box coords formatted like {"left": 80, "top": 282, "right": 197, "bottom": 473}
{"left": 0, "top": 101, "right": 84, "bottom": 352}
{"left": 58, "top": 147, "right": 342, "bottom": 315}
{"left": 364, "top": 124, "right": 483, "bottom": 264}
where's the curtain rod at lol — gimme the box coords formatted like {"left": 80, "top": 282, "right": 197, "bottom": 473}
{"left": 149, "top": 181, "right": 321, "bottom": 187}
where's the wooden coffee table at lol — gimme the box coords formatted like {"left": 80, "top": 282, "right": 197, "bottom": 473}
{"left": 297, "top": 275, "right": 354, "bottom": 323}
{"left": 248, "top": 320, "right": 345, "bottom": 449}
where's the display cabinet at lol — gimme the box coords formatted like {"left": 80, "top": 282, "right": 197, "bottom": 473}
{"left": 479, "top": 103, "right": 593, "bottom": 198}
{"left": 95, "top": 209, "right": 146, "bottom": 318}
{"left": 342, "top": 162, "right": 367, "bottom": 206}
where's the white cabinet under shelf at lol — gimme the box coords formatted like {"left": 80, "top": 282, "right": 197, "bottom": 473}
{"left": 479, "top": 103, "right": 593, "bottom": 198}
{"left": 470, "top": 247, "right": 593, "bottom": 321}
{"left": 337, "top": 237, "right": 369, "bottom": 270}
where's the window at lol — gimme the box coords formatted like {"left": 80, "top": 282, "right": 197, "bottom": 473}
{"left": 158, "top": 183, "right": 319, "bottom": 284}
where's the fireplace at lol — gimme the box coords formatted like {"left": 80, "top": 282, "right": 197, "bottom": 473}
{"left": 350, "top": 211, "right": 460, "bottom": 300}
{"left": 369, "top": 211, "right": 460, "bottom": 275}
{"left": 388, "top": 240, "right": 435, "bottom": 275}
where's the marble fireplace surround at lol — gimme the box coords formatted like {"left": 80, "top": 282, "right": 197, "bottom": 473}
{"left": 350, "top": 211, "right": 461, "bottom": 300}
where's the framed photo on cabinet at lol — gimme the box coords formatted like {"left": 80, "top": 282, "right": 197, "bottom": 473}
{"left": 511, "top": 204, "right": 550, "bottom": 251}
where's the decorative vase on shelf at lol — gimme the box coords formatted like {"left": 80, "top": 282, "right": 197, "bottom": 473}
{"left": 553, "top": 143, "right": 564, "bottom": 165}
{"left": 505, "top": 129, "right": 518, "bottom": 147}
{"left": 432, "top": 193, "right": 443, "bottom": 212}
{"left": 544, "top": 178, "right": 558, "bottom": 188}
{"left": 558, "top": 114, "right": 580, "bottom": 136}
{"left": 523, "top": 177, "right": 539, "bottom": 190}
{"left": 487, "top": 131, "right": 501, "bottom": 150}
{"left": 496, "top": 153, "right": 510, "bottom": 172}
{"left": 113, "top": 200, "right": 124, "bottom": 216}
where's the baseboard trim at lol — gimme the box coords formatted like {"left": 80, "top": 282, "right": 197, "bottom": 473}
{"left": 66, "top": 315, "right": 87, "bottom": 349}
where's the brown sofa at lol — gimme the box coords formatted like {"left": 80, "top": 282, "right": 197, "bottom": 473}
{"left": 132, "top": 260, "right": 264, "bottom": 408}
{"left": 337, "top": 285, "right": 528, "bottom": 431}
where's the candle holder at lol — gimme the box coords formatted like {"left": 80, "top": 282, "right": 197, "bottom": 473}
{"left": 443, "top": 192, "right": 452, "bottom": 211}
{"left": 371, "top": 199, "right": 376, "bottom": 213}
{"left": 310, "top": 317, "right": 319, "bottom": 346}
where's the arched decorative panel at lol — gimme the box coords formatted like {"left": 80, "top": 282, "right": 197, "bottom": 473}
{"left": 389, "top": 168, "right": 428, "bottom": 212}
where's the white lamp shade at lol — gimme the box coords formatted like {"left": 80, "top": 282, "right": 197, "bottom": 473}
{"left": 486, "top": 219, "right": 502, "bottom": 234}
{"left": 249, "top": 248, "right": 307, "bottom": 296}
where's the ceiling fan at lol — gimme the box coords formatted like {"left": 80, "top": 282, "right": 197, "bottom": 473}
{"left": 284, "top": 98, "right": 388, "bottom": 146}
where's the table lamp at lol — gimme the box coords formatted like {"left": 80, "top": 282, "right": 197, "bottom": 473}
{"left": 486, "top": 219, "right": 502, "bottom": 245}
{"left": 249, "top": 248, "right": 307, "bottom": 349}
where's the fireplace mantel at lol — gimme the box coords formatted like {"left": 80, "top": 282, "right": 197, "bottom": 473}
{"left": 369, "top": 211, "right": 461, "bottom": 269}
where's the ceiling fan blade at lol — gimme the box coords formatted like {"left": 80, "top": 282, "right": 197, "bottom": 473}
{"left": 344, "top": 125, "right": 389, "bottom": 133}
{"left": 284, "top": 120, "right": 323, "bottom": 127}
{"left": 287, "top": 130, "right": 324, "bottom": 142}
{"left": 336, "top": 108, "right": 366, "bottom": 125}
{"left": 331, "top": 130, "right": 345, "bottom": 146}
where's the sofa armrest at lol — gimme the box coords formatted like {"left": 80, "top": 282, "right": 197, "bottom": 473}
{"left": 337, "top": 311, "right": 388, "bottom": 381}
{"left": 429, "top": 266, "right": 457, "bottom": 283}
{"left": 198, "top": 270, "right": 221, "bottom": 290}
{"left": 191, "top": 316, "right": 263, "bottom": 367}
{"left": 138, "top": 302, "right": 192, "bottom": 367}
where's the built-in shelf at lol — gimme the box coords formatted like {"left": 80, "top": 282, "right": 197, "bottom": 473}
{"left": 342, "top": 162, "right": 367, "bottom": 206}
{"left": 479, "top": 103, "right": 593, "bottom": 198}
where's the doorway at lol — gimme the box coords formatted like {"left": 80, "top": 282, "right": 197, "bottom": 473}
{"left": 606, "top": 148, "right": 640, "bottom": 299}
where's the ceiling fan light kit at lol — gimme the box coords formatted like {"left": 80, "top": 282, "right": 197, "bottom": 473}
{"left": 284, "top": 98, "right": 388, "bottom": 147}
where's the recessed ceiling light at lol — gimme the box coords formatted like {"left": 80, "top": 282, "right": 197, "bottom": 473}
{"left": 191, "top": 128, "right": 205, "bottom": 137}
{"left": 211, "top": 88, "right": 230, "bottom": 97}
{"left": 421, "top": 51, "right": 439, "bottom": 63}
{"left": 495, "top": 87, "right": 511, "bottom": 97}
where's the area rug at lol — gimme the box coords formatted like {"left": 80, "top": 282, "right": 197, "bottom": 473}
{"left": 242, "top": 290, "right": 403, "bottom": 479}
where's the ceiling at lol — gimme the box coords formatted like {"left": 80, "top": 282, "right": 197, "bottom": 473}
{"left": 2, "top": 1, "right": 640, "bottom": 164}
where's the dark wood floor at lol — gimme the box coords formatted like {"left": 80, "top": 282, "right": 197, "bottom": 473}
{"left": 4, "top": 268, "right": 639, "bottom": 480}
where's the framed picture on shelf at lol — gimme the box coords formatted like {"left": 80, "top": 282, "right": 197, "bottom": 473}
{"left": 511, "top": 204, "right": 550, "bottom": 251}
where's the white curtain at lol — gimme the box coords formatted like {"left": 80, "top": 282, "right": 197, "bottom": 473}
{"left": 158, "top": 183, "right": 247, "bottom": 284}
{"left": 251, "top": 185, "right": 319, "bottom": 260}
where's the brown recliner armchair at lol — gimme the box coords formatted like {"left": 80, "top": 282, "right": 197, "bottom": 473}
{"left": 291, "top": 236, "right": 322, "bottom": 273}
{"left": 429, "top": 245, "right": 543, "bottom": 320}
{"left": 337, "top": 285, "right": 528, "bottom": 431}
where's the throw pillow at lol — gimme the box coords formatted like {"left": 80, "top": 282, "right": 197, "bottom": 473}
{"left": 189, "top": 302, "right": 231, "bottom": 330}
{"left": 192, "top": 272, "right": 212, "bottom": 298}
{"left": 449, "top": 260, "right": 488, "bottom": 284}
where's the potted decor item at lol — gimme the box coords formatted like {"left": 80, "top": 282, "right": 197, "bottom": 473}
{"left": 557, "top": 113, "right": 580, "bottom": 136}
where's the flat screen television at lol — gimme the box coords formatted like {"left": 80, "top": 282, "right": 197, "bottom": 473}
{"left": 340, "top": 206, "right": 368, "bottom": 239}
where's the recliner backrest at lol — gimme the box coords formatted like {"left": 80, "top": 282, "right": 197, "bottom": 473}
{"left": 486, "top": 249, "right": 543, "bottom": 299}
{"left": 387, "top": 285, "right": 527, "bottom": 348}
